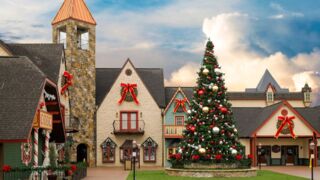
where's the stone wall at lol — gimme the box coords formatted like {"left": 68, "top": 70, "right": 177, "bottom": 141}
{"left": 52, "top": 19, "right": 96, "bottom": 167}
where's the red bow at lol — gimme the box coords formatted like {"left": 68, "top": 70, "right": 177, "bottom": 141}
{"left": 118, "top": 83, "right": 139, "bottom": 105}
{"left": 61, "top": 71, "right": 73, "bottom": 95}
{"left": 275, "top": 115, "right": 295, "bottom": 138}
{"left": 173, "top": 98, "right": 187, "bottom": 113}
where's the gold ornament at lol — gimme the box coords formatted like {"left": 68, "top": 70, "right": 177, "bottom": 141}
{"left": 199, "top": 148, "right": 206, "bottom": 154}
{"left": 202, "top": 106, "right": 209, "bottom": 113}
{"left": 202, "top": 68, "right": 209, "bottom": 75}
{"left": 212, "top": 85, "right": 218, "bottom": 92}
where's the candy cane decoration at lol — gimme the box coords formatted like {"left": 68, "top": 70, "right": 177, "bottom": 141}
{"left": 33, "top": 128, "right": 39, "bottom": 179}
{"left": 43, "top": 130, "right": 51, "bottom": 166}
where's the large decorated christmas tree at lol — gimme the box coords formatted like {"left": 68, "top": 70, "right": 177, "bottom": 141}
{"left": 174, "top": 40, "right": 248, "bottom": 166}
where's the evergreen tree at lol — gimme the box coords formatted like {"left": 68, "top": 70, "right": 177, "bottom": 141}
{"left": 178, "top": 39, "right": 245, "bottom": 164}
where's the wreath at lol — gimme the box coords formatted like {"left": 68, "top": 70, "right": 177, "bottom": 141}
{"left": 120, "top": 87, "right": 138, "bottom": 102}
{"left": 276, "top": 120, "right": 294, "bottom": 135}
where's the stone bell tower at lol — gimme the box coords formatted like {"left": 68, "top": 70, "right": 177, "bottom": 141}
{"left": 52, "top": 0, "right": 96, "bottom": 166}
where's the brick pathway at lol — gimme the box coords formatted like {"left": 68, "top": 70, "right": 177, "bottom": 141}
{"left": 84, "top": 167, "right": 129, "bottom": 180}
{"left": 263, "top": 166, "right": 320, "bottom": 180}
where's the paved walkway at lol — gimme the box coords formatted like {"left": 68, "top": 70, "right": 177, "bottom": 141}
{"left": 263, "top": 166, "right": 320, "bottom": 180}
{"left": 84, "top": 167, "right": 129, "bottom": 180}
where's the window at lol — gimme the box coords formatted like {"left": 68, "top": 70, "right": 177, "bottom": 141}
{"left": 266, "top": 92, "right": 274, "bottom": 102}
{"left": 101, "top": 138, "right": 116, "bottom": 163}
{"left": 77, "top": 27, "right": 89, "bottom": 50}
{"left": 120, "top": 112, "right": 138, "bottom": 131}
{"left": 175, "top": 116, "right": 184, "bottom": 126}
{"left": 142, "top": 137, "right": 158, "bottom": 162}
{"left": 304, "top": 92, "right": 311, "bottom": 102}
{"left": 59, "top": 30, "right": 67, "bottom": 48}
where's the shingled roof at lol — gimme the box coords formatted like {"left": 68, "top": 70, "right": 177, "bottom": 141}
{"left": 7, "top": 43, "right": 64, "bottom": 83}
{"left": 96, "top": 67, "right": 166, "bottom": 108}
{"left": 245, "top": 69, "right": 289, "bottom": 93}
{"left": 0, "top": 56, "right": 46, "bottom": 141}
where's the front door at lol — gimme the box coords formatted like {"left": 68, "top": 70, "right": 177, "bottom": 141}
{"left": 257, "top": 146, "right": 271, "bottom": 165}
{"left": 77, "top": 144, "right": 88, "bottom": 163}
{"left": 281, "top": 146, "right": 298, "bottom": 165}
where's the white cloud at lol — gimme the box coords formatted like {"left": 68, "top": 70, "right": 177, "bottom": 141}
{"left": 269, "top": 3, "right": 304, "bottom": 19}
{"left": 165, "top": 13, "right": 320, "bottom": 105}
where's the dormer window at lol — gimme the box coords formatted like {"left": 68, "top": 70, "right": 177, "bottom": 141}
{"left": 302, "top": 83, "right": 312, "bottom": 107}
{"left": 304, "top": 92, "right": 311, "bottom": 102}
{"left": 266, "top": 92, "right": 274, "bottom": 102}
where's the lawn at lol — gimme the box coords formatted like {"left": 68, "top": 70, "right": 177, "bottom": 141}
{"left": 127, "top": 170, "right": 307, "bottom": 180}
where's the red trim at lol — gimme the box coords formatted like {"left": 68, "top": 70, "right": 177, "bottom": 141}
{"left": 120, "top": 111, "right": 139, "bottom": 131}
{"left": 0, "top": 139, "right": 28, "bottom": 143}
{"left": 251, "top": 100, "right": 320, "bottom": 137}
{"left": 174, "top": 116, "right": 184, "bottom": 126}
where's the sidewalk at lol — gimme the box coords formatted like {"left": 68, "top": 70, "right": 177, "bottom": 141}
{"left": 263, "top": 166, "right": 320, "bottom": 180}
{"left": 84, "top": 167, "right": 129, "bottom": 180}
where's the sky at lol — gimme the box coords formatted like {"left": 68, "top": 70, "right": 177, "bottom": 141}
{"left": 0, "top": 0, "right": 320, "bottom": 104}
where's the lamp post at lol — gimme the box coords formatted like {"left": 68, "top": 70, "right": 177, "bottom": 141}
{"left": 132, "top": 140, "right": 137, "bottom": 180}
{"left": 258, "top": 143, "right": 262, "bottom": 170}
{"left": 310, "top": 141, "right": 315, "bottom": 180}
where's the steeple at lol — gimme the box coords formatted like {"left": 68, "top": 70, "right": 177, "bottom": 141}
{"left": 52, "top": 0, "right": 96, "bottom": 25}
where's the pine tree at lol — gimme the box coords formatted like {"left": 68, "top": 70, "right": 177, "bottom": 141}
{"left": 178, "top": 39, "right": 245, "bottom": 164}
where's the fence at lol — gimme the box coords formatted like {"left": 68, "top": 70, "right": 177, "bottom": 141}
{"left": 2, "top": 163, "right": 87, "bottom": 180}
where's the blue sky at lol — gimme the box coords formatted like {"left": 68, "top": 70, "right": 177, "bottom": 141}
{"left": 0, "top": 0, "right": 320, "bottom": 103}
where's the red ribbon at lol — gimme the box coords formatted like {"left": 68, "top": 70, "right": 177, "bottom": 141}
{"left": 118, "top": 83, "right": 139, "bottom": 105}
{"left": 173, "top": 98, "right": 187, "bottom": 113}
{"left": 61, "top": 71, "right": 73, "bottom": 95}
{"left": 275, "top": 115, "right": 295, "bottom": 138}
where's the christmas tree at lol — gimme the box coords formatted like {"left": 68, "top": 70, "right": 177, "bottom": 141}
{"left": 176, "top": 39, "right": 246, "bottom": 165}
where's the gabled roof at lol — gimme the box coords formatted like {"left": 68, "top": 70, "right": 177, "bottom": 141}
{"left": 52, "top": 0, "right": 96, "bottom": 25}
{"left": 96, "top": 61, "right": 166, "bottom": 108}
{"left": 165, "top": 87, "right": 193, "bottom": 104}
{"left": 163, "top": 87, "right": 191, "bottom": 114}
{"left": 245, "top": 69, "right": 289, "bottom": 93}
{"left": 0, "top": 56, "right": 46, "bottom": 141}
{"left": 7, "top": 43, "right": 64, "bottom": 83}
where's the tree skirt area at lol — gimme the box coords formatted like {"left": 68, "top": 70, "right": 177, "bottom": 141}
{"left": 165, "top": 167, "right": 257, "bottom": 178}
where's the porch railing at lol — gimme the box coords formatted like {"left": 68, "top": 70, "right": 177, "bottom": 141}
{"left": 164, "top": 125, "right": 185, "bottom": 138}
{"left": 113, "top": 120, "right": 145, "bottom": 134}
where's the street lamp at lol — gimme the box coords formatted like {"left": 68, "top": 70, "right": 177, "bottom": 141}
{"left": 258, "top": 143, "right": 262, "bottom": 170}
{"left": 309, "top": 141, "right": 315, "bottom": 180}
{"left": 132, "top": 140, "right": 137, "bottom": 180}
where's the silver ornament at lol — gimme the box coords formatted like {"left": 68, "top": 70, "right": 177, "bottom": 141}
{"left": 212, "top": 127, "right": 220, "bottom": 134}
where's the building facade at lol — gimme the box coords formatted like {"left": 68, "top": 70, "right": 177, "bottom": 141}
{"left": 96, "top": 60, "right": 165, "bottom": 167}
{"left": 52, "top": 0, "right": 97, "bottom": 166}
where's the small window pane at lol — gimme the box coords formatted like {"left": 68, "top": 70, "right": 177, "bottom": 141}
{"left": 175, "top": 116, "right": 184, "bottom": 125}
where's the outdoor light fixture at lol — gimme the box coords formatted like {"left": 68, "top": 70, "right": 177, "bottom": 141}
{"left": 258, "top": 143, "right": 262, "bottom": 170}
{"left": 309, "top": 141, "right": 315, "bottom": 180}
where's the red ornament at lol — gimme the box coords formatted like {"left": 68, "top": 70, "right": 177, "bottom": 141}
{"left": 198, "top": 89, "right": 205, "bottom": 95}
{"left": 215, "top": 154, "right": 222, "bottom": 160}
{"left": 70, "top": 165, "right": 77, "bottom": 172}
{"left": 247, "top": 154, "right": 253, "bottom": 159}
{"left": 39, "top": 102, "right": 45, "bottom": 109}
{"left": 2, "top": 165, "right": 11, "bottom": 172}
{"left": 205, "top": 154, "right": 211, "bottom": 159}
{"left": 220, "top": 107, "right": 228, "bottom": 114}
{"left": 236, "top": 154, "right": 242, "bottom": 160}
{"left": 192, "top": 155, "right": 200, "bottom": 161}
{"left": 190, "top": 126, "right": 196, "bottom": 132}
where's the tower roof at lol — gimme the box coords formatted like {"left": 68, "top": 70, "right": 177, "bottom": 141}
{"left": 245, "top": 69, "right": 289, "bottom": 93}
{"left": 52, "top": 0, "right": 96, "bottom": 25}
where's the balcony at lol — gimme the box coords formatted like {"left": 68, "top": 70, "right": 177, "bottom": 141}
{"left": 164, "top": 125, "right": 185, "bottom": 138}
{"left": 113, "top": 120, "right": 145, "bottom": 135}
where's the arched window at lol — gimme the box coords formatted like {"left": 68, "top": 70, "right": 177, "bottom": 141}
{"left": 142, "top": 137, "right": 158, "bottom": 162}
{"left": 101, "top": 138, "right": 116, "bottom": 163}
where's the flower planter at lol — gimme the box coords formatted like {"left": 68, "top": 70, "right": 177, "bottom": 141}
{"left": 48, "top": 174, "right": 58, "bottom": 180}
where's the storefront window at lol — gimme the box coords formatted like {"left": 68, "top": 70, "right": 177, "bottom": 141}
{"left": 101, "top": 138, "right": 116, "bottom": 163}
{"left": 142, "top": 137, "right": 158, "bottom": 162}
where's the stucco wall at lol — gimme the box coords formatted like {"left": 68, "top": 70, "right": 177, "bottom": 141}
{"left": 257, "top": 105, "right": 313, "bottom": 137}
{"left": 96, "top": 62, "right": 163, "bottom": 167}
